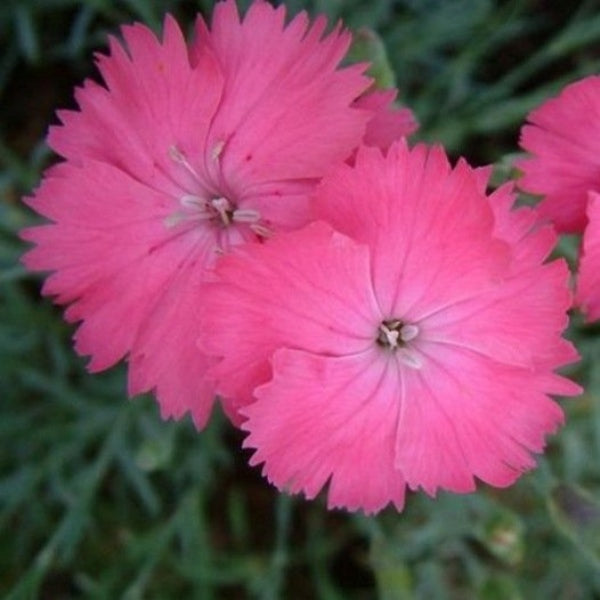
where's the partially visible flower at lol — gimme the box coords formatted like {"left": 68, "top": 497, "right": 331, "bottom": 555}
{"left": 352, "top": 88, "right": 417, "bottom": 150}
{"left": 200, "top": 141, "right": 580, "bottom": 513}
{"left": 516, "top": 75, "right": 600, "bottom": 234}
{"left": 21, "top": 1, "right": 414, "bottom": 427}
{"left": 576, "top": 192, "right": 600, "bottom": 321}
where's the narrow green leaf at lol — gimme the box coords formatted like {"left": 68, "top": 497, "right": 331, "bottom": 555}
{"left": 14, "top": 5, "right": 39, "bottom": 63}
{"left": 548, "top": 482, "right": 600, "bottom": 567}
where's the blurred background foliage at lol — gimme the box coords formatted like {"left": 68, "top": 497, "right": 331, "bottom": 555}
{"left": 2, "top": 0, "right": 600, "bottom": 598}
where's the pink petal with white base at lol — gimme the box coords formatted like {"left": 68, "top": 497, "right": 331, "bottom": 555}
{"left": 193, "top": 0, "right": 371, "bottom": 192}
{"left": 313, "top": 143, "right": 510, "bottom": 319}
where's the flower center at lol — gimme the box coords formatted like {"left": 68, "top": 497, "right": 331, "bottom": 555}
{"left": 166, "top": 144, "right": 270, "bottom": 237}
{"left": 177, "top": 194, "right": 262, "bottom": 228}
{"left": 377, "top": 319, "right": 422, "bottom": 369}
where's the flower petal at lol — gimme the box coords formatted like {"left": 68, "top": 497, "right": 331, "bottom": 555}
{"left": 193, "top": 0, "right": 371, "bottom": 191}
{"left": 576, "top": 191, "right": 600, "bottom": 321}
{"left": 22, "top": 161, "right": 219, "bottom": 421}
{"left": 395, "top": 345, "right": 568, "bottom": 496}
{"left": 352, "top": 88, "right": 418, "bottom": 150}
{"left": 423, "top": 259, "right": 577, "bottom": 370}
{"left": 313, "top": 142, "right": 510, "bottom": 319}
{"left": 127, "top": 259, "right": 218, "bottom": 428}
{"left": 489, "top": 182, "right": 558, "bottom": 271}
{"left": 49, "top": 16, "right": 224, "bottom": 197}
{"left": 243, "top": 348, "right": 406, "bottom": 514}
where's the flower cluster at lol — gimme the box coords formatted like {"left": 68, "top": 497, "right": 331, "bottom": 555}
{"left": 22, "top": 0, "right": 583, "bottom": 514}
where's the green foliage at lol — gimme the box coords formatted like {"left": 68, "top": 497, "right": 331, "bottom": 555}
{"left": 2, "top": 0, "right": 600, "bottom": 597}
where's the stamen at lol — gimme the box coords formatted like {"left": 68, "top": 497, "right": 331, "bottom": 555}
{"left": 232, "top": 208, "right": 261, "bottom": 223}
{"left": 168, "top": 145, "right": 201, "bottom": 181}
{"left": 211, "top": 140, "right": 225, "bottom": 161}
{"left": 400, "top": 324, "right": 420, "bottom": 343}
{"left": 398, "top": 348, "right": 423, "bottom": 370}
{"left": 164, "top": 157, "right": 267, "bottom": 233}
{"left": 179, "top": 194, "right": 213, "bottom": 220}
{"left": 168, "top": 144, "right": 186, "bottom": 163}
{"left": 180, "top": 194, "right": 206, "bottom": 210}
{"left": 250, "top": 223, "right": 272, "bottom": 238}
{"left": 164, "top": 213, "right": 185, "bottom": 228}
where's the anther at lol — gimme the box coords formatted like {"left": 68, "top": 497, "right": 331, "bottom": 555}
{"left": 164, "top": 213, "right": 185, "bottom": 228}
{"left": 168, "top": 145, "right": 201, "bottom": 181}
{"left": 168, "top": 145, "right": 186, "bottom": 163}
{"left": 232, "top": 208, "right": 261, "bottom": 223}
{"left": 180, "top": 194, "right": 206, "bottom": 210}
{"left": 250, "top": 223, "right": 272, "bottom": 238}
{"left": 211, "top": 140, "right": 225, "bottom": 161}
{"left": 398, "top": 348, "right": 423, "bottom": 370}
{"left": 400, "top": 324, "right": 420, "bottom": 343}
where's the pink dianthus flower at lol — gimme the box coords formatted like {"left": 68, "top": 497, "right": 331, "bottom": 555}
{"left": 516, "top": 75, "right": 600, "bottom": 234}
{"left": 21, "top": 0, "right": 415, "bottom": 427}
{"left": 200, "top": 141, "right": 580, "bottom": 513}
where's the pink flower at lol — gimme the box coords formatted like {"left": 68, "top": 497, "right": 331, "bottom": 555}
{"left": 200, "top": 141, "right": 580, "bottom": 513}
{"left": 516, "top": 75, "right": 600, "bottom": 234}
{"left": 576, "top": 192, "right": 600, "bottom": 321}
{"left": 21, "top": 1, "right": 415, "bottom": 427}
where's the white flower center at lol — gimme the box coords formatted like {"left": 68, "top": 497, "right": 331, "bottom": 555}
{"left": 377, "top": 319, "right": 422, "bottom": 369}
{"left": 166, "top": 145, "right": 270, "bottom": 237}
{"left": 175, "top": 194, "right": 263, "bottom": 228}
